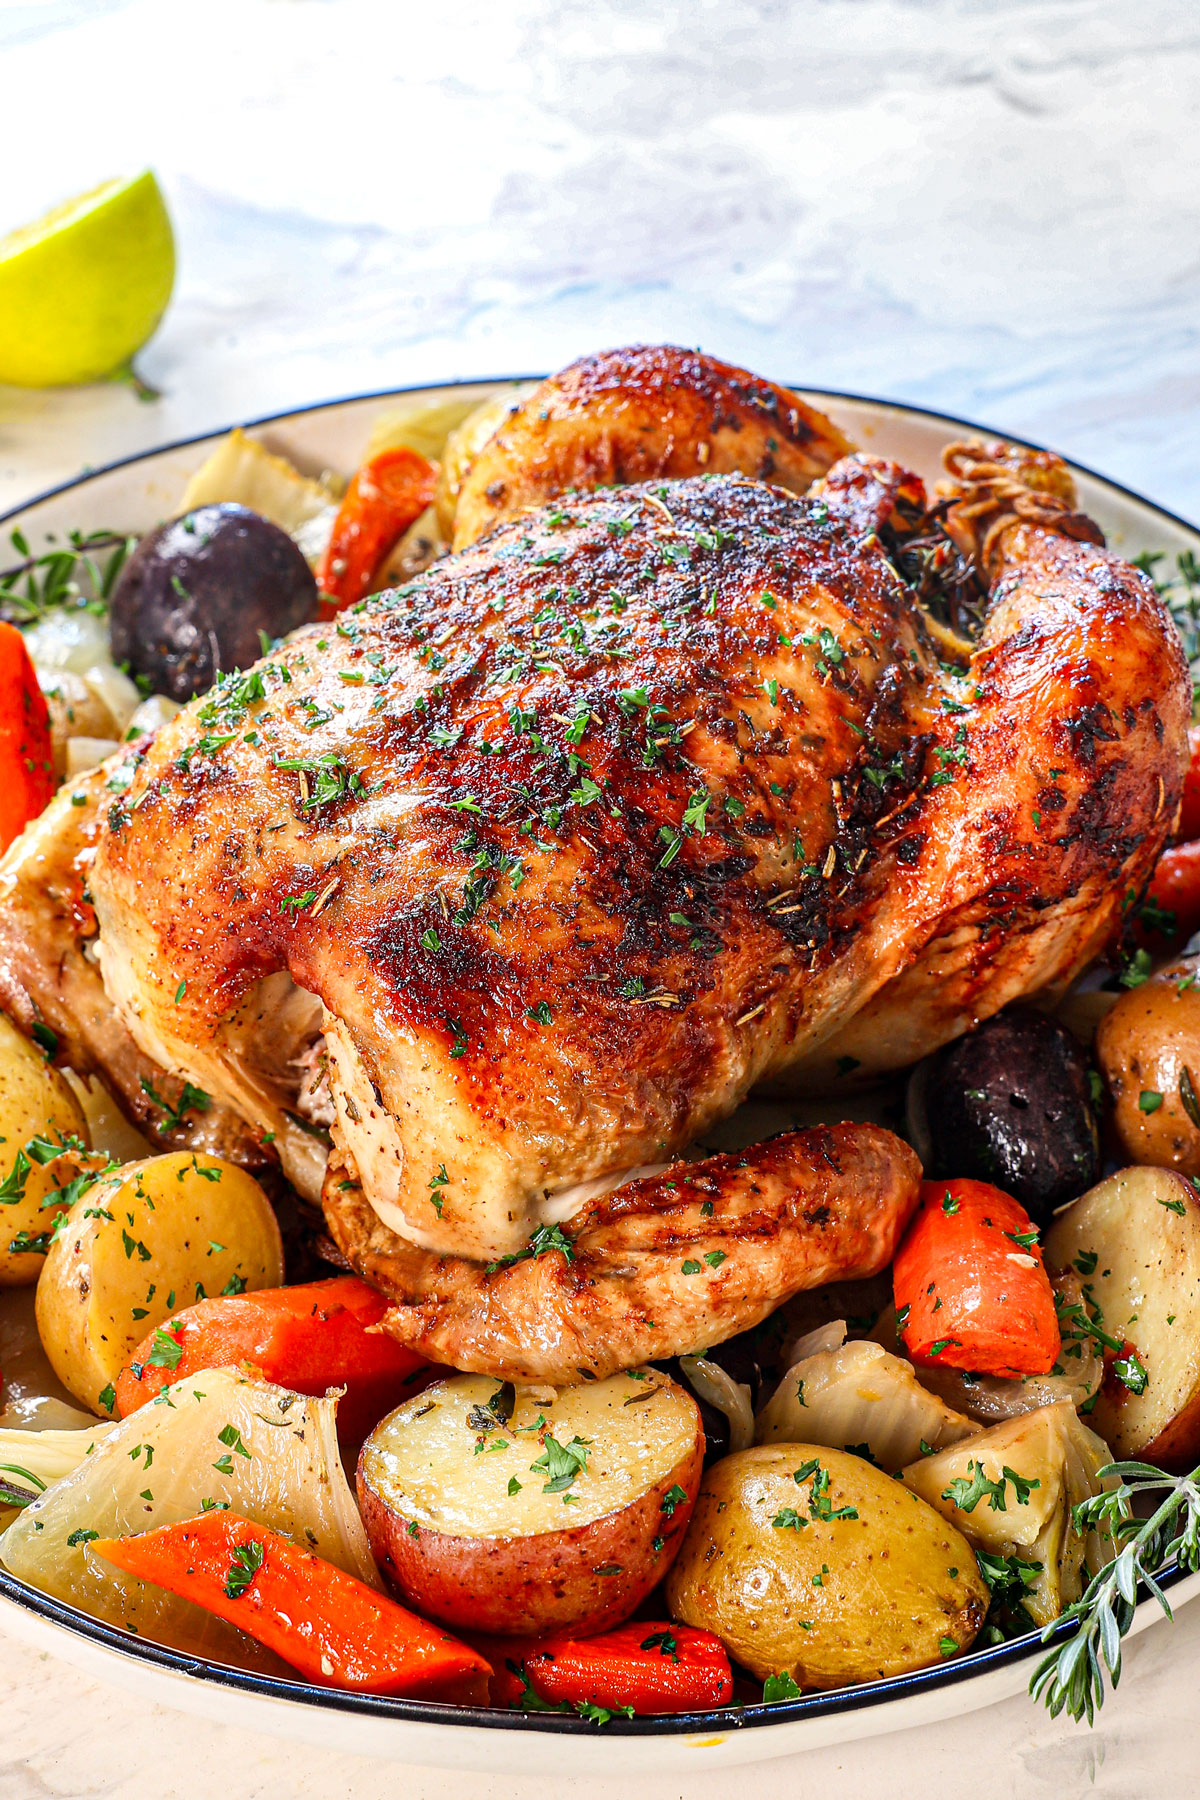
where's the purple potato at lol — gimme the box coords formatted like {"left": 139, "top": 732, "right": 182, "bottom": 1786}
{"left": 110, "top": 503, "right": 318, "bottom": 701}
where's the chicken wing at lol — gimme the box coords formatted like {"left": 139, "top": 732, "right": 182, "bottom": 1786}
{"left": 323, "top": 1124, "right": 920, "bottom": 1382}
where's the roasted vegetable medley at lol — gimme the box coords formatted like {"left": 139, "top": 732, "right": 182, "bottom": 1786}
{"left": 2, "top": 374, "right": 1200, "bottom": 1731}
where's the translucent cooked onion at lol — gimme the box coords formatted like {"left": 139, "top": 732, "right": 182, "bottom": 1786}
{"left": 0, "top": 1423, "right": 115, "bottom": 1534}
{"left": 79, "top": 661, "right": 140, "bottom": 731}
{"left": 178, "top": 429, "right": 336, "bottom": 537}
{"left": 781, "top": 1319, "right": 847, "bottom": 1367}
{"left": 64, "top": 736, "right": 120, "bottom": 776}
{"left": 0, "top": 1423, "right": 113, "bottom": 1492}
{"left": 678, "top": 1355, "right": 755, "bottom": 1451}
{"left": 126, "top": 693, "right": 182, "bottom": 737}
{"left": 915, "top": 1363, "right": 1101, "bottom": 1424}
{"left": 0, "top": 1369, "right": 376, "bottom": 1674}
{"left": 756, "top": 1339, "right": 979, "bottom": 1471}
{"left": 23, "top": 609, "right": 110, "bottom": 674}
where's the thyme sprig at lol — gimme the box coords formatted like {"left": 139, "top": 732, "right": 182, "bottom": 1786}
{"left": 1031, "top": 1458, "right": 1200, "bottom": 1722}
{"left": 0, "top": 528, "right": 136, "bottom": 624}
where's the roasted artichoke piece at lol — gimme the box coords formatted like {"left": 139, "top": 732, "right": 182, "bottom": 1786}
{"left": 901, "top": 1402, "right": 1114, "bottom": 1626}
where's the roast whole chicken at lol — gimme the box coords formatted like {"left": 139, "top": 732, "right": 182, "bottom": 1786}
{"left": 0, "top": 346, "right": 1188, "bottom": 1381}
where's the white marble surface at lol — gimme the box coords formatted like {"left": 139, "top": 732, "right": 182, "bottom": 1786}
{"left": 2, "top": 0, "right": 1200, "bottom": 519}
{"left": 1, "top": 0, "right": 1198, "bottom": 1793}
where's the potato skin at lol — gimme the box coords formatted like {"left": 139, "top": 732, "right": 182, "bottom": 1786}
{"left": 110, "top": 505, "right": 319, "bottom": 702}
{"left": 665, "top": 1444, "right": 986, "bottom": 1688}
{"left": 360, "top": 1436, "right": 702, "bottom": 1638}
{"left": 913, "top": 1008, "right": 1100, "bottom": 1222}
{"left": 0, "top": 1015, "right": 90, "bottom": 1287}
{"left": 1044, "top": 1164, "right": 1200, "bottom": 1469}
{"left": 36, "top": 1151, "right": 283, "bottom": 1412}
{"left": 1097, "top": 956, "right": 1200, "bottom": 1174}
{"left": 434, "top": 387, "right": 536, "bottom": 541}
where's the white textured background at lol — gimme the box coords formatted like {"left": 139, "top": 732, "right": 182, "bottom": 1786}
{"left": 2, "top": 0, "right": 1200, "bottom": 515}
{"left": 1, "top": 0, "right": 1198, "bottom": 1794}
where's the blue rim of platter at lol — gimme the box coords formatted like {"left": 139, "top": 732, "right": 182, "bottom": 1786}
{"left": 2, "top": 1557, "right": 1188, "bottom": 1734}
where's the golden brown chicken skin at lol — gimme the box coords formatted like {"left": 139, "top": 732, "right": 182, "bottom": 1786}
{"left": 323, "top": 1124, "right": 921, "bottom": 1382}
{"left": 0, "top": 763, "right": 264, "bottom": 1161}
{"left": 452, "top": 344, "right": 854, "bottom": 550}
{"left": 87, "top": 468, "right": 930, "bottom": 1259}
{"left": 80, "top": 448, "right": 1188, "bottom": 1275}
{"left": 787, "top": 443, "right": 1191, "bottom": 1084}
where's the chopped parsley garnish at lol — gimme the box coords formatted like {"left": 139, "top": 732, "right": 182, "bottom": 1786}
{"left": 943, "top": 1461, "right": 1040, "bottom": 1513}
{"left": 146, "top": 1328, "right": 183, "bottom": 1371}
{"left": 530, "top": 1433, "right": 591, "bottom": 1495}
{"left": 762, "top": 1672, "right": 803, "bottom": 1704}
{"left": 223, "top": 1540, "right": 265, "bottom": 1599}
{"left": 486, "top": 1221, "right": 574, "bottom": 1275}
{"left": 139, "top": 1076, "right": 212, "bottom": 1134}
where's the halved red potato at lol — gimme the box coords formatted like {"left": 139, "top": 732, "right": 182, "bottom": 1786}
{"left": 1043, "top": 1166, "right": 1200, "bottom": 1469}
{"left": 357, "top": 1369, "right": 703, "bottom": 1637}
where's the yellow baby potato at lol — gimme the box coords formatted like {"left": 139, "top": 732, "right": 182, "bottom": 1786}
{"left": 0, "top": 1013, "right": 91, "bottom": 1287}
{"left": 35, "top": 1151, "right": 283, "bottom": 1414}
{"left": 666, "top": 1443, "right": 987, "bottom": 1689}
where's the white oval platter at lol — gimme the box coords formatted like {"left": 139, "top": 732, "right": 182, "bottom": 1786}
{"left": 0, "top": 378, "right": 1197, "bottom": 1773}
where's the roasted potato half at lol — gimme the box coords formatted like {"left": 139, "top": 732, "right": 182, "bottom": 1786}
{"left": 36, "top": 1152, "right": 284, "bottom": 1413}
{"left": 665, "top": 1444, "right": 986, "bottom": 1688}
{"left": 1043, "top": 1165, "right": 1200, "bottom": 1467}
{"left": 1097, "top": 956, "right": 1200, "bottom": 1175}
{"left": 358, "top": 1369, "right": 702, "bottom": 1637}
{"left": 0, "top": 1014, "right": 91, "bottom": 1287}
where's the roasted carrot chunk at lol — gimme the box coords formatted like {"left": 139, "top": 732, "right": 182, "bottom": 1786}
{"left": 0, "top": 622, "right": 54, "bottom": 852}
{"left": 473, "top": 1621, "right": 732, "bottom": 1715}
{"left": 316, "top": 446, "right": 437, "bottom": 613}
{"left": 94, "top": 1512, "right": 490, "bottom": 1702}
{"left": 114, "top": 1275, "right": 430, "bottom": 1440}
{"left": 893, "top": 1178, "right": 1060, "bottom": 1379}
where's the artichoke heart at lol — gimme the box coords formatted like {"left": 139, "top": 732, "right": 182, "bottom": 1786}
{"left": 900, "top": 1401, "right": 1114, "bottom": 1625}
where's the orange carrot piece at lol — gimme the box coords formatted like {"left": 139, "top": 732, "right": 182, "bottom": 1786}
{"left": 893, "top": 1178, "right": 1060, "bottom": 1379}
{"left": 114, "top": 1276, "right": 430, "bottom": 1440}
{"left": 0, "top": 622, "right": 54, "bottom": 853}
{"left": 316, "top": 446, "right": 437, "bottom": 614}
{"left": 94, "top": 1512, "right": 490, "bottom": 1703}
{"left": 473, "top": 1621, "right": 732, "bottom": 1715}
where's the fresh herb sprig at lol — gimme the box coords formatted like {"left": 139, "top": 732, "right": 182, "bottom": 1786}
{"left": 1133, "top": 550, "right": 1200, "bottom": 713}
{"left": 0, "top": 529, "right": 136, "bottom": 624}
{"left": 1031, "top": 1458, "right": 1200, "bottom": 1722}
{"left": 0, "top": 1463, "right": 47, "bottom": 1508}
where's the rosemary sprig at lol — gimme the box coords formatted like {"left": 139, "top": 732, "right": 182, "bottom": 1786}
{"left": 1030, "top": 1459, "right": 1200, "bottom": 1722}
{"left": 1133, "top": 549, "right": 1200, "bottom": 714}
{"left": 0, "top": 527, "right": 136, "bottom": 625}
{"left": 0, "top": 1463, "right": 47, "bottom": 1508}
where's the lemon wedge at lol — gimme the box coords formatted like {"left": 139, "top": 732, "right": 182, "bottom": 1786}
{"left": 0, "top": 171, "right": 175, "bottom": 388}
